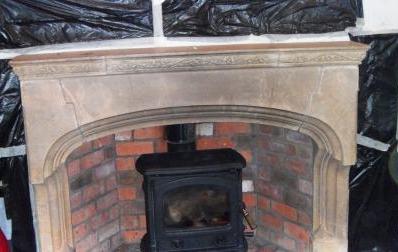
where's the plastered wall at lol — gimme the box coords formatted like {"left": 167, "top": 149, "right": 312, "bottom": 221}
{"left": 361, "top": 0, "right": 398, "bottom": 34}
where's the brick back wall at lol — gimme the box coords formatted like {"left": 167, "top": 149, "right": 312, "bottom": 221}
{"left": 252, "top": 125, "right": 314, "bottom": 252}
{"left": 66, "top": 135, "right": 120, "bottom": 252}
{"left": 66, "top": 123, "right": 314, "bottom": 252}
{"left": 115, "top": 127, "right": 165, "bottom": 247}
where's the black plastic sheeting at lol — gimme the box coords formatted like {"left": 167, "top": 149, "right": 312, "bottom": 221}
{"left": 162, "top": 0, "right": 359, "bottom": 37}
{"left": 349, "top": 34, "right": 398, "bottom": 252}
{"left": 0, "top": 0, "right": 153, "bottom": 49}
{"left": 0, "top": 60, "right": 36, "bottom": 251}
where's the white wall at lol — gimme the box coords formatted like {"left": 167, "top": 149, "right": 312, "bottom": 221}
{"left": 361, "top": 0, "right": 398, "bottom": 34}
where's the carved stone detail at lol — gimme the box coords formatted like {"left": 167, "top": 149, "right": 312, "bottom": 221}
{"left": 279, "top": 51, "right": 366, "bottom": 65}
{"left": 16, "top": 60, "right": 105, "bottom": 79}
{"left": 12, "top": 43, "right": 367, "bottom": 80}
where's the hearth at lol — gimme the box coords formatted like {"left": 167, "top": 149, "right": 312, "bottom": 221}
{"left": 136, "top": 148, "right": 247, "bottom": 252}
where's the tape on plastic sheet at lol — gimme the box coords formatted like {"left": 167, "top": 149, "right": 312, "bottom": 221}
{"left": 0, "top": 145, "right": 26, "bottom": 158}
{"left": 357, "top": 134, "right": 391, "bottom": 152}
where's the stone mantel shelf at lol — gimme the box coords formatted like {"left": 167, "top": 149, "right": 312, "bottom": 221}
{"left": 11, "top": 42, "right": 367, "bottom": 252}
{"left": 12, "top": 42, "right": 366, "bottom": 80}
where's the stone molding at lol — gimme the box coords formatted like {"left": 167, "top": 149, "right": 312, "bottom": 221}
{"left": 12, "top": 43, "right": 366, "bottom": 80}
{"left": 11, "top": 42, "right": 368, "bottom": 252}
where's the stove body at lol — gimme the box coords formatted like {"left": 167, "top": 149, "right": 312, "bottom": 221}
{"left": 136, "top": 148, "right": 247, "bottom": 252}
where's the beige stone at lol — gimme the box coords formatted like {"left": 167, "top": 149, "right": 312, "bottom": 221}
{"left": 11, "top": 42, "right": 368, "bottom": 252}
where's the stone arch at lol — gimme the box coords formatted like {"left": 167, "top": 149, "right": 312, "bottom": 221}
{"left": 37, "top": 105, "right": 348, "bottom": 252}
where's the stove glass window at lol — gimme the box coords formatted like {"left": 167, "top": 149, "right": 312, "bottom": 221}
{"left": 163, "top": 185, "right": 230, "bottom": 229}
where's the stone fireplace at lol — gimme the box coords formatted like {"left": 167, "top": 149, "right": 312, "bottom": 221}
{"left": 11, "top": 42, "right": 367, "bottom": 252}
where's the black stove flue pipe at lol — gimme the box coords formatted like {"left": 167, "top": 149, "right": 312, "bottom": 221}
{"left": 166, "top": 124, "right": 196, "bottom": 152}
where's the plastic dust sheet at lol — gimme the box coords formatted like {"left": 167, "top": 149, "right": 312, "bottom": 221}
{"left": 0, "top": 0, "right": 153, "bottom": 49}
{"left": 162, "top": 0, "right": 359, "bottom": 36}
{"left": 0, "top": 60, "right": 36, "bottom": 252}
{"left": 349, "top": 34, "right": 398, "bottom": 252}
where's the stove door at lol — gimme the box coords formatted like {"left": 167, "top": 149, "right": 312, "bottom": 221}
{"left": 163, "top": 184, "right": 231, "bottom": 230}
{"left": 152, "top": 174, "right": 245, "bottom": 251}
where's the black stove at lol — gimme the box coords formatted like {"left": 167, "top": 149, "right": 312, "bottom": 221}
{"left": 136, "top": 148, "right": 247, "bottom": 252}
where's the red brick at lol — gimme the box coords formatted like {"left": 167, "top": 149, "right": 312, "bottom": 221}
{"left": 271, "top": 202, "right": 297, "bottom": 221}
{"left": 268, "top": 141, "right": 296, "bottom": 155}
{"left": 258, "top": 166, "right": 271, "bottom": 181}
{"left": 106, "top": 175, "right": 117, "bottom": 191}
{"left": 296, "top": 240, "right": 310, "bottom": 252}
{"left": 215, "top": 122, "right": 250, "bottom": 135}
{"left": 285, "top": 158, "right": 307, "bottom": 175}
{"left": 259, "top": 125, "right": 283, "bottom": 136}
{"left": 139, "top": 215, "right": 146, "bottom": 229}
{"left": 121, "top": 215, "right": 140, "bottom": 230}
{"left": 103, "top": 147, "right": 115, "bottom": 160}
{"left": 116, "top": 157, "right": 135, "bottom": 171}
{"left": 99, "top": 240, "right": 111, "bottom": 252}
{"left": 258, "top": 196, "right": 270, "bottom": 210}
{"left": 89, "top": 205, "right": 118, "bottom": 230}
{"left": 258, "top": 125, "right": 274, "bottom": 134}
{"left": 255, "top": 247, "right": 275, "bottom": 252}
{"left": 70, "top": 192, "right": 82, "bottom": 210}
{"left": 72, "top": 203, "right": 96, "bottom": 226}
{"left": 82, "top": 185, "right": 101, "bottom": 203}
{"left": 73, "top": 142, "right": 93, "bottom": 157}
{"left": 256, "top": 137, "right": 269, "bottom": 149}
{"left": 98, "top": 219, "right": 120, "bottom": 242}
{"left": 256, "top": 180, "right": 283, "bottom": 200}
{"left": 80, "top": 150, "right": 105, "bottom": 170}
{"left": 115, "top": 131, "right": 133, "bottom": 141}
{"left": 197, "top": 137, "right": 235, "bottom": 150}
{"left": 95, "top": 161, "right": 115, "bottom": 179}
{"left": 98, "top": 180, "right": 107, "bottom": 196}
{"left": 75, "top": 233, "right": 97, "bottom": 252}
{"left": 119, "top": 201, "right": 145, "bottom": 215}
{"left": 90, "top": 211, "right": 111, "bottom": 230}
{"left": 286, "top": 130, "right": 312, "bottom": 144}
{"left": 116, "top": 142, "right": 154, "bottom": 156}
{"left": 73, "top": 222, "right": 90, "bottom": 242}
{"left": 93, "top": 135, "right": 114, "bottom": 149}
{"left": 121, "top": 230, "right": 146, "bottom": 243}
{"left": 67, "top": 160, "right": 80, "bottom": 178}
{"left": 297, "top": 211, "right": 312, "bottom": 226}
{"left": 239, "top": 150, "right": 253, "bottom": 163}
{"left": 134, "top": 126, "right": 164, "bottom": 139}
{"left": 260, "top": 214, "right": 283, "bottom": 231}
{"left": 110, "top": 205, "right": 120, "bottom": 219}
{"left": 255, "top": 228, "right": 271, "bottom": 241}
{"left": 118, "top": 187, "right": 137, "bottom": 201}
{"left": 284, "top": 221, "right": 310, "bottom": 243}
{"left": 274, "top": 234, "right": 297, "bottom": 251}
{"left": 258, "top": 154, "right": 280, "bottom": 168}
{"left": 296, "top": 145, "right": 312, "bottom": 159}
{"left": 243, "top": 193, "right": 257, "bottom": 208}
{"left": 97, "top": 190, "right": 118, "bottom": 211}
{"left": 154, "top": 140, "right": 168, "bottom": 153}
{"left": 111, "top": 234, "right": 122, "bottom": 250}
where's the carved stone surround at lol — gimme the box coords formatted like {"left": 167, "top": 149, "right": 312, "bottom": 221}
{"left": 11, "top": 42, "right": 367, "bottom": 252}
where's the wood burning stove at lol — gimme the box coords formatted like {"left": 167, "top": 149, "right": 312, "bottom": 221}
{"left": 136, "top": 148, "right": 247, "bottom": 252}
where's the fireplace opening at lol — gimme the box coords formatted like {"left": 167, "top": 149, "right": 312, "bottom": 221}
{"left": 65, "top": 122, "right": 314, "bottom": 252}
